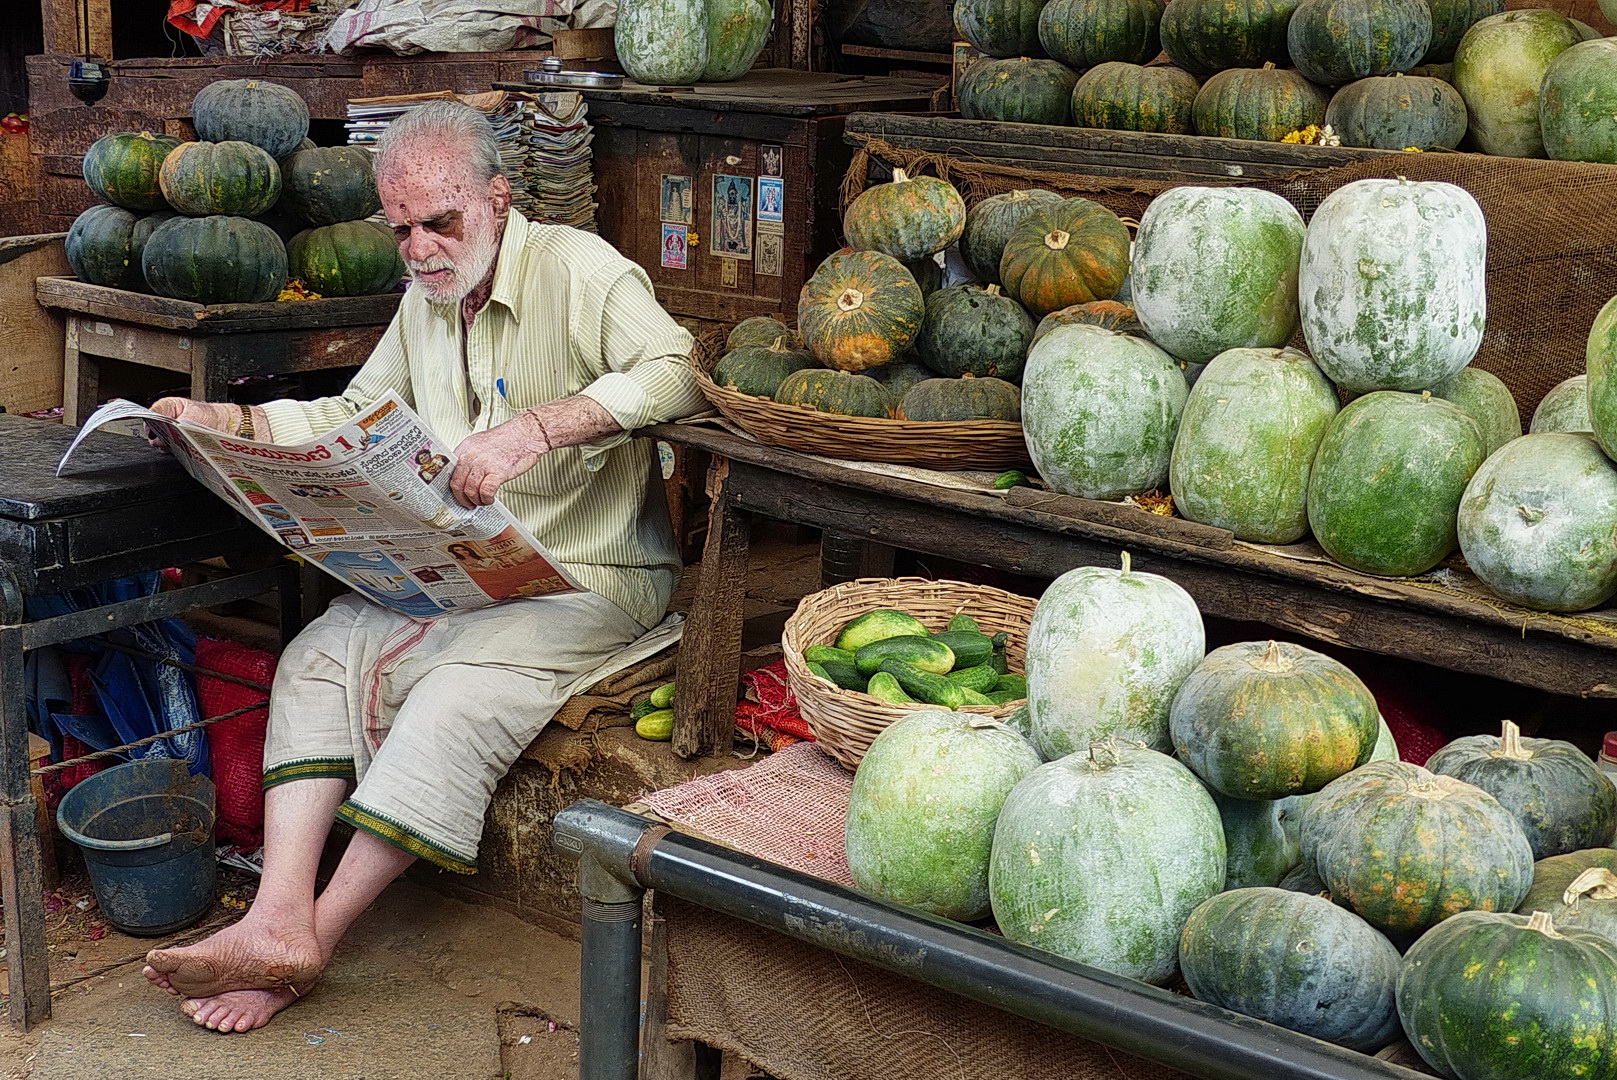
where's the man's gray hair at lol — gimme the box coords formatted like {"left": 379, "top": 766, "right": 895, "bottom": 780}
{"left": 374, "top": 100, "right": 504, "bottom": 184}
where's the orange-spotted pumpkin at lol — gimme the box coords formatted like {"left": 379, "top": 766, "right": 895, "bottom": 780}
{"left": 998, "top": 198, "right": 1132, "bottom": 317}
{"left": 773, "top": 368, "right": 894, "bottom": 417}
{"left": 843, "top": 168, "right": 967, "bottom": 262}
{"left": 898, "top": 375, "right": 1022, "bottom": 421}
{"left": 1033, "top": 299, "right": 1143, "bottom": 343}
{"left": 797, "top": 250, "right": 924, "bottom": 372}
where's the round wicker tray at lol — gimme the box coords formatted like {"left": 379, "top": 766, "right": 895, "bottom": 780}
{"left": 692, "top": 361, "right": 1031, "bottom": 471}
{"left": 782, "top": 577, "right": 1036, "bottom": 770}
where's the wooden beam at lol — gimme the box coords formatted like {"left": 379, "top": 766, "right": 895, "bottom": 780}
{"left": 42, "top": 0, "right": 112, "bottom": 58}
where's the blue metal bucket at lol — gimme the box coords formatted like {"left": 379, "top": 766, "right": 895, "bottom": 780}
{"left": 56, "top": 759, "right": 217, "bottom": 936}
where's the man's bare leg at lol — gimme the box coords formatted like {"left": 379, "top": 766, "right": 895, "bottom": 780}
{"left": 181, "top": 829, "right": 417, "bottom": 1031}
{"left": 144, "top": 777, "right": 346, "bottom": 998}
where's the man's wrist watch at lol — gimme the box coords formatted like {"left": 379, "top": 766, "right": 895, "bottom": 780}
{"left": 236, "top": 404, "right": 255, "bottom": 440}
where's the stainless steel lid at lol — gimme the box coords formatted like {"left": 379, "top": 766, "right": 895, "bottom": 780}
{"left": 524, "top": 56, "right": 623, "bottom": 89}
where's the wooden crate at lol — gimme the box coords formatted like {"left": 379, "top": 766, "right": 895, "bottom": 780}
{"left": 0, "top": 234, "right": 70, "bottom": 415}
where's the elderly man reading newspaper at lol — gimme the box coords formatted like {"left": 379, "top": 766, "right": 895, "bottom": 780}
{"left": 139, "top": 100, "right": 707, "bottom": 1032}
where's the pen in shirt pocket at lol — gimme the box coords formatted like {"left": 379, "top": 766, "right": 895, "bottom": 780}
{"left": 495, "top": 377, "right": 509, "bottom": 402}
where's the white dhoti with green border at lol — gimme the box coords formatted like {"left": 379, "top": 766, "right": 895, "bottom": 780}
{"left": 262, "top": 591, "right": 669, "bottom": 873}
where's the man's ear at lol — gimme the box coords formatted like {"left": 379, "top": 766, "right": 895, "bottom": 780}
{"left": 490, "top": 173, "right": 513, "bottom": 213}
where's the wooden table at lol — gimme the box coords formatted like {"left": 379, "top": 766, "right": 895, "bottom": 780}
{"left": 655, "top": 424, "right": 1617, "bottom": 759}
{"left": 35, "top": 277, "right": 399, "bottom": 424}
{"left": 0, "top": 414, "right": 299, "bottom": 1029}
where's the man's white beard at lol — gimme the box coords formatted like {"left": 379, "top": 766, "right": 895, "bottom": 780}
{"left": 409, "top": 219, "right": 500, "bottom": 307}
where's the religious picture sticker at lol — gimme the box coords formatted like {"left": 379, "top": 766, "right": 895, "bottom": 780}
{"left": 761, "top": 144, "right": 784, "bottom": 177}
{"left": 756, "top": 229, "right": 784, "bottom": 277}
{"left": 711, "top": 174, "right": 754, "bottom": 261}
{"left": 720, "top": 257, "right": 738, "bottom": 289}
{"left": 757, "top": 176, "right": 784, "bottom": 223}
{"left": 661, "top": 223, "right": 689, "bottom": 269}
{"left": 659, "top": 175, "right": 693, "bottom": 224}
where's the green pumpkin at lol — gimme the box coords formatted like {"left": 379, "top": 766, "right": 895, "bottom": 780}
{"left": 1169, "top": 347, "right": 1339, "bottom": 543}
{"left": 955, "top": 0, "right": 1050, "bottom": 57}
{"left": 1070, "top": 62, "right": 1200, "bottom": 134}
{"left": 1540, "top": 39, "right": 1617, "bottom": 164}
{"left": 286, "top": 221, "right": 404, "bottom": 298}
{"left": 915, "top": 284, "right": 1034, "bottom": 379}
{"left": 1397, "top": 911, "right": 1617, "bottom": 1080}
{"left": 1325, "top": 73, "right": 1469, "bottom": 149}
{"left": 713, "top": 337, "right": 815, "bottom": 397}
{"left": 615, "top": 0, "right": 709, "bottom": 84}
{"left": 1031, "top": 300, "right": 1142, "bottom": 342}
{"left": 141, "top": 214, "right": 289, "bottom": 305}
{"left": 869, "top": 357, "right": 935, "bottom": 399}
{"left": 1037, "top": 0, "right": 1163, "bottom": 73}
{"left": 843, "top": 168, "right": 967, "bottom": 262}
{"left": 1211, "top": 791, "right": 1304, "bottom": 889}
{"left": 159, "top": 140, "right": 283, "bottom": 218}
{"left": 1421, "top": 0, "right": 1502, "bottom": 64}
{"left": 898, "top": 375, "right": 1022, "bottom": 422}
{"left": 1286, "top": 0, "right": 1432, "bottom": 87}
{"left": 847, "top": 710, "right": 1041, "bottom": 921}
{"left": 726, "top": 315, "right": 801, "bottom": 351}
{"left": 773, "top": 368, "right": 894, "bottom": 417}
{"left": 989, "top": 743, "right": 1225, "bottom": 984}
{"left": 1133, "top": 185, "right": 1305, "bottom": 365}
{"left": 1191, "top": 63, "right": 1330, "bottom": 142}
{"left": 1301, "top": 760, "right": 1535, "bottom": 937}
{"left": 1180, "top": 888, "right": 1402, "bottom": 1051}
{"left": 1532, "top": 374, "right": 1592, "bottom": 435}
{"left": 998, "top": 197, "right": 1132, "bottom": 317}
{"left": 1453, "top": 9, "right": 1582, "bottom": 158}
{"left": 1308, "top": 391, "right": 1486, "bottom": 577}
{"left": 1171, "top": 640, "right": 1379, "bottom": 800}
{"left": 82, "top": 131, "right": 183, "bottom": 212}
{"left": 959, "top": 188, "right": 1065, "bottom": 285}
{"left": 1024, "top": 554, "right": 1204, "bottom": 756}
{"left": 1022, "top": 324, "right": 1186, "bottom": 500}
{"left": 1427, "top": 720, "right": 1617, "bottom": 860}
{"left": 65, "top": 205, "right": 175, "bottom": 292}
{"left": 1539, "top": 867, "right": 1617, "bottom": 945}
{"left": 701, "top": 0, "right": 771, "bottom": 81}
{"left": 1160, "top": 0, "right": 1300, "bottom": 78}
{"left": 1518, "top": 848, "right": 1617, "bottom": 915}
{"left": 278, "top": 146, "right": 381, "bottom": 226}
{"left": 1427, "top": 366, "right": 1521, "bottom": 455}
{"left": 1591, "top": 294, "right": 1617, "bottom": 459}
{"left": 191, "top": 78, "right": 310, "bottom": 159}
{"left": 798, "top": 250, "right": 924, "bottom": 372}
{"left": 957, "top": 58, "right": 1080, "bottom": 126}
{"left": 904, "top": 256, "right": 943, "bottom": 298}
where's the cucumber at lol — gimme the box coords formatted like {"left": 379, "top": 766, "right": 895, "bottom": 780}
{"left": 994, "top": 469, "right": 1029, "bottom": 489}
{"left": 986, "top": 689, "right": 1024, "bottom": 705}
{"left": 811, "top": 658, "right": 867, "bottom": 692}
{"left": 878, "top": 659, "right": 970, "bottom": 709}
{"left": 946, "top": 663, "right": 1001, "bottom": 693}
{"left": 956, "top": 686, "right": 996, "bottom": 706}
{"left": 865, "top": 670, "right": 916, "bottom": 705}
{"left": 988, "top": 648, "right": 1010, "bottom": 676}
{"left": 990, "top": 631, "right": 1009, "bottom": 649}
{"left": 635, "top": 708, "right": 674, "bottom": 740}
{"left": 804, "top": 645, "right": 856, "bottom": 666}
{"left": 835, "top": 609, "right": 930, "bottom": 652}
{"left": 993, "top": 673, "right": 1029, "bottom": 698}
{"left": 929, "top": 629, "right": 994, "bottom": 669}
{"left": 947, "top": 612, "right": 983, "bottom": 633}
{"left": 649, "top": 681, "right": 677, "bottom": 709}
{"left": 630, "top": 698, "right": 659, "bottom": 721}
{"left": 855, "top": 634, "right": 955, "bottom": 677}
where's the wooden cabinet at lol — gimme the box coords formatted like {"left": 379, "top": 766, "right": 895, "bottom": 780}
{"left": 538, "top": 70, "right": 942, "bottom": 332}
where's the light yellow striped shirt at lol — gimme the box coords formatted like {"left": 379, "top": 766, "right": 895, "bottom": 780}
{"left": 260, "top": 209, "right": 706, "bottom": 628}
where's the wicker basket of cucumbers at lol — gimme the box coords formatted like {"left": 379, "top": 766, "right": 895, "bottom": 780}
{"left": 781, "top": 577, "right": 1034, "bottom": 769}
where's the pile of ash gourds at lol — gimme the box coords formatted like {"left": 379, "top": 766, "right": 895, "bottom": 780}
{"left": 835, "top": 558, "right": 1617, "bottom": 1079}
{"left": 721, "top": 161, "right": 1617, "bottom": 618}
{"left": 952, "top": 0, "right": 1617, "bottom": 159}
{"left": 66, "top": 78, "right": 404, "bottom": 305}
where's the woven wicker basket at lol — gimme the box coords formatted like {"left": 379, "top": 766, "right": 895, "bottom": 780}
{"left": 782, "top": 577, "right": 1036, "bottom": 769}
{"left": 691, "top": 350, "right": 1031, "bottom": 471}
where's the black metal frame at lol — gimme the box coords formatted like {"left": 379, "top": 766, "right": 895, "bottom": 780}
{"left": 553, "top": 799, "right": 1428, "bottom": 1080}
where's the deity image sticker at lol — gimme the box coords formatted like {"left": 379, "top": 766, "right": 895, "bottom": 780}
{"left": 757, "top": 176, "right": 784, "bottom": 223}
{"left": 720, "top": 257, "right": 738, "bottom": 288}
{"left": 761, "top": 144, "right": 784, "bottom": 177}
{"left": 756, "top": 228, "right": 784, "bottom": 277}
{"left": 661, "top": 223, "right": 689, "bottom": 269}
{"left": 659, "top": 175, "right": 693, "bottom": 224}
{"left": 711, "top": 174, "right": 753, "bottom": 260}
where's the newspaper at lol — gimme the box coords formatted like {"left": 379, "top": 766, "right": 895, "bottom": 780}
{"left": 59, "top": 393, "right": 585, "bottom": 618}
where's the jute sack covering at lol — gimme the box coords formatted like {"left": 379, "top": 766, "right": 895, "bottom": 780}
{"left": 845, "top": 135, "right": 1617, "bottom": 419}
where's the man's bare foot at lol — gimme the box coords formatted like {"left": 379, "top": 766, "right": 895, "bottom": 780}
{"left": 182, "top": 986, "right": 304, "bottom": 1033}
{"left": 144, "top": 918, "right": 322, "bottom": 999}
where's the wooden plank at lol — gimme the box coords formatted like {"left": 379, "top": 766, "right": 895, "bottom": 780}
{"left": 652, "top": 283, "right": 782, "bottom": 324}
{"left": 563, "top": 100, "right": 818, "bottom": 144}
{"left": 0, "top": 234, "right": 70, "bottom": 414}
{"left": 552, "top": 27, "right": 616, "bottom": 60}
{"left": 1002, "top": 487, "right": 1235, "bottom": 550}
{"left": 576, "top": 70, "right": 939, "bottom": 117}
{"left": 41, "top": 0, "right": 111, "bottom": 57}
{"left": 840, "top": 44, "right": 953, "bottom": 65}
{"left": 35, "top": 277, "right": 401, "bottom": 333}
{"left": 68, "top": 317, "right": 194, "bottom": 373}
{"left": 672, "top": 458, "right": 750, "bottom": 759}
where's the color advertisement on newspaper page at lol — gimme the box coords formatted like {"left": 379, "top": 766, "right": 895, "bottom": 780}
{"left": 60, "top": 393, "right": 584, "bottom": 617}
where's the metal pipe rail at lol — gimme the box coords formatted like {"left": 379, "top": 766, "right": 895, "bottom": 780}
{"left": 553, "top": 798, "right": 1427, "bottom": 1080}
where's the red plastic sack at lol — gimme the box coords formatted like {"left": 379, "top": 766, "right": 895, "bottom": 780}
{"left": 195, "top": 638, "right": 276, "bottom": 848}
